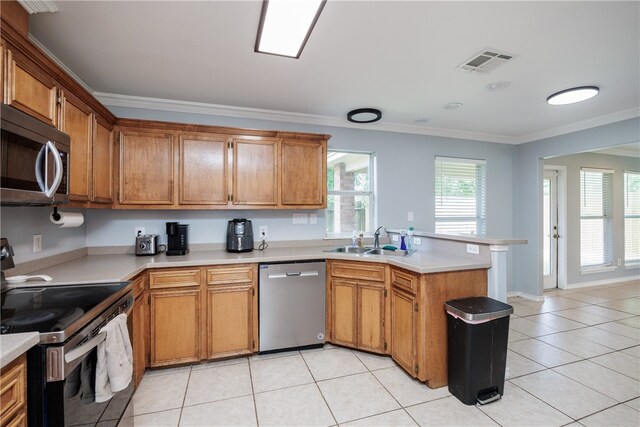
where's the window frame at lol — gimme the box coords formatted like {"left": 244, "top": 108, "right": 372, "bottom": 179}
{"left": 579, "top": 167, "right": 614, "bottom": 271}
{"left": 325, "top": 150, "right": 376, "bottom": 238}
{"left": 624, "top": 170, "right": 640, "bottom": 267}
{"left": 434, "top": 156, "right": 487, "bottom": 236}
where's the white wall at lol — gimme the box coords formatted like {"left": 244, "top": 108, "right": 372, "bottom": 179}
{"left": 513, "top": 117, "right": 640, "bottom": 297}
{"left": 544, "top": 152, "right": 640, "bottom": 286}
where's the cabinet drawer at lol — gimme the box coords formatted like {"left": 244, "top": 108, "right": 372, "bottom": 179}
{"left": 206, "top": 265, "right": 254, "bottom": 286}
{"left": 149, "top": 269, "right": 200, "bottom": 289}
{"left": 330, "top": 261, "right": 385, "bottom": 283}
{"left": 391, "top": 268, "right": 419, "bottom": 295}
{"left": 1, "top": 355, "right": 26, "bottom": 425}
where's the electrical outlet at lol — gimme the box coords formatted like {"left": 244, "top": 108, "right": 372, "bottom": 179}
{"left": 33, "top": 234, "right": 42, "bottom": 253}
{"left": 309, "top": 213, "right": 318, "bottom": 224}
{"left": 617, "top": 258, "right": 622, "bottom": 266}
{"left": 259, "top": 226, "right": 268, "bottom": 239}
{"left": 466, "top": 244, "right": 480, "bottom": 255}
{"left": 408, "top": 211, "right": 414, "bottom": 222}
{"left": 391, "top": 234, "right": 399, "bottom": 242}
{"left": 412, "top": 237, "right": 422, "bottom": 245}
{"left": 135, "top": 227, "right": 145, "bottom": 237}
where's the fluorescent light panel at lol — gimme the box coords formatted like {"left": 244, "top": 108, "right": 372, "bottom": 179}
{"left": 256, "top": 0, "right": 325, "bottom": 58}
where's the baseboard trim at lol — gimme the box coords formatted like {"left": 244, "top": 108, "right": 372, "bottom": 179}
{"left": 566, "top": 275, "right": 640, "bottom": 289}
{"left": 507, "top": 291, "right": 544, "bottom": 302}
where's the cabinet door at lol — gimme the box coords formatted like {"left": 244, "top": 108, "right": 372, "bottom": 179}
{"left": 207, "top": 283, "right": 255, "bottom": 358}
{"left": 179, "top": 134, "right": 228, "bottom": 205}
{"left": 280, "top": 139, "right": 325, "bottom": 207}
{"left": 231, "top": 137, "right": 278, "bottom": 206}
{"left": 391, "top": 288, "right": 417, "bottom": 376}
{"left": 132, "top": 294, "right": 146, "bottom": 388}
{"left": 357, "top": 282, "right": 385, "bottom": 353}
{"left": 4, "top": 48, "right": 58, "bottom": 127}
{"left": 60, "top": 90, "right": 93, "bottom": 201}
{"left": 331, "top": 279, "right": 357, "bottom": 347}
{"left": 150, "top": 289, "right": 200, "bottom": 366}
{"left": 92, "top": 116, "right": 113, "bottom": 203}
{"left": 118, "top": 130, "right": 174, "bottom": 205}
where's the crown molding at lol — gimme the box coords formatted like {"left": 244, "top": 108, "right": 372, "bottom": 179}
{"left": 517, "top": 107, "right": 640, "bottom": 144}
{"left": 94, "top": 92, "right": 517, "bottom": 144}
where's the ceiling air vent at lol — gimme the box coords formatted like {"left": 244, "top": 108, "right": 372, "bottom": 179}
{"left": 457, "top": 48, "right": 517, "bottom": 73}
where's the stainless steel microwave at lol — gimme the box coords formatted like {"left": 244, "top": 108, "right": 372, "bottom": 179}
{"left": 1, "top": 104, "right": 70, "bottom": 205}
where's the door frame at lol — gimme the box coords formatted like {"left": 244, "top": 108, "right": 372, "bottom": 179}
{"left": 543, "top": 165, "right": 567, "bottom": 289}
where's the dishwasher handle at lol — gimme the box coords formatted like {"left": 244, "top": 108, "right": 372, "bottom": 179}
{"left": 268, "top": 271, "right": 320, "bottom": 279}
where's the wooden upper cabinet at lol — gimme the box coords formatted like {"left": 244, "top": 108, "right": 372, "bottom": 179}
{"left": 92, "top": 116, "right": 114, "bottom": 203}
{"left": 280, "top": 138, "right": 326, "bottom": 207}
{"left": 4, "top": 48, "right": 58, "bottom": 127}
{"left": 118, "top": 130, "right": 174, "bottom": 204}
{"left": 60, "top": 90, "right": 93, "bottom": 201}
{"left": 231, "top": 137, "right": 278, "bottom": 206}
{"left": 179, "top": 134, "right": 228, "bottom": 205}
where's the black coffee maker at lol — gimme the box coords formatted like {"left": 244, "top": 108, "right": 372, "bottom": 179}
{"left": 226, "top": 219, "right": 253, "bottom": 253}
{"left": 166, "top": 222, "right": 189, "bottom": 256}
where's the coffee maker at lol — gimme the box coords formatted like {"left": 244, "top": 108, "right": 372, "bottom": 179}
{"left": 166, "top": 222, "right": 189, "bottom": 256}
{"left": 226, "top": 219, "right": 254, "bottom": 253}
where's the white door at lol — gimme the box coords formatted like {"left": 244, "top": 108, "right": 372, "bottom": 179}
{"left": 543, "top": 170, "right": 559, "bottom": 289}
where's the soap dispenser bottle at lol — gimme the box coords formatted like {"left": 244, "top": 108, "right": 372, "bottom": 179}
{"left": 400, "top": 230, "right": 407, "bottom": 251}
{"left": 351, "top": 230, "right": 357, "bottom": 247}
{"left": 407, "top": 227, "right": 414, "bottom": 251}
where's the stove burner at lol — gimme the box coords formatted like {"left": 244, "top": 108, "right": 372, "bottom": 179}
{"left": 7, "top": 309, "right": 64, "bottom": 326}
{"left": 1, "top": 307, "right": 79, "bottom": 334}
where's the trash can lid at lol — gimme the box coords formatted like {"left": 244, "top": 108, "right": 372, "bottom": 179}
{"left": 444, "top": 297, "right": 513, "bottom": 322}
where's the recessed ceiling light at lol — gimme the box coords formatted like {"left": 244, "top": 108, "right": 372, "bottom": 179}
{"left": 485, "top": 81, "right": 511, "bottom": 92}
{"left": 443, "top": 102, "right": 463, "bottom": 111}
{"left": 547, "top": 86, "right": 599, "bottom": 105}
{"left": 255, "top": 0, "right": 326, "bottom": 59}
{"left": 347, "top": 108, "right": 382, "bottom": 123}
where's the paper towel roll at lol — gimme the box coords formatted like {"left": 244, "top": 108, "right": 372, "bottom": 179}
{"left": 50, "top": 211, "right": 84, "bottom": 228}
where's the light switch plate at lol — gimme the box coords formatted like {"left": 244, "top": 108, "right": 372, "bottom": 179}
{"left": 412, "top": 237, "right": 422, "bottom": 245}
{"left": 292, "top": 213, "right": 308, "bottom": 224}
{"left": 408, "top": 211, "right": 414, "bottom": 222}
{"left": 391, "top": 235, "right": 399, "bottom": 242}
{"left": 466, "top": 244, "right": 480, "bottom": 255}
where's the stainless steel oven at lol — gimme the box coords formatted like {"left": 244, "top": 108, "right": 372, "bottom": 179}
{"left": 1, "top": 104, "right": 69, "bottom": 205}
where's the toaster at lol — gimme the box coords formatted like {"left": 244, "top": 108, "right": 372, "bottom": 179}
{"left": 136, "top": 234, "right": 160, "bottom": 256}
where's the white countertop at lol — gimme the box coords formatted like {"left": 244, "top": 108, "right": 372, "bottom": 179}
{"left": 16, "top": 246, "right": 491, "bottom": 286}
{"left": 0, "top": 333, "right": 40, "bottom": 368}
{"left": 385, "top": 229, "right": 527, "bottom": 246}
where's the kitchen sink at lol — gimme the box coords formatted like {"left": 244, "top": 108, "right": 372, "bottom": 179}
{"left": 325, "top": 246, "right": 414, "bottom": 257}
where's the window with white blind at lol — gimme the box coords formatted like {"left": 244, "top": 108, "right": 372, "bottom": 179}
{"left": 624, "top": 171, "right": 640, "bottom": 266}
{"left": 435, "top": 157, "right": 486, "bottom": 235}
{"left": 580, "top": 168, "right": 614, "bottom": 269}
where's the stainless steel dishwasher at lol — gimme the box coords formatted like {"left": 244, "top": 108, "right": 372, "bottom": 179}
{"left": 259, "top": 260, "right": 326, "bottom": 353}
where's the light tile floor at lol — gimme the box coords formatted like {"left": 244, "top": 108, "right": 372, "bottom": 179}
{"left": 119, "top": 280, "right": 640, "bottom": 426}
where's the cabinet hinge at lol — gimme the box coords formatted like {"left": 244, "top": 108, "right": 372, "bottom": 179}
{"left": 384, "top": 342, "right": 387, "bottom": 351}
{"left": 415, "top": 364, "right": 419, "bottom": 374}
{"left": 414, "top": 302, "right": 418, "bottom": 312}
{"left": 252, "top": 340, "right": 255, "bottom": 349}
{"left": 148, "top": 295, "right": 150, "bottom": 305}
{"left": 384, "top": 289, "right": 387, "bottom": 297}
{"left": 252, "top": 288, "right": 255, "bottom": 296}
{"left": 228, "top": 141, "right": 233, "bottom": 149}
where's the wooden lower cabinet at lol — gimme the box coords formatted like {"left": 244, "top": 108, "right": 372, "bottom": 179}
{"left": 0, "top": 354, "right": 27, "bottom": 427}
{"left": 207, "top": 283, "right": 256, "bottom": 358}
{"left": 149, "top": 288, "right": 201, "bottom": 367}
{"left": 132, "top": 292, "right": 146, "bottom": 388}
{"left": 329, "top": 261, "right": 388, "bottom": 354}
{"left": 390, "top": 287, "right": 417, "bottom": 376}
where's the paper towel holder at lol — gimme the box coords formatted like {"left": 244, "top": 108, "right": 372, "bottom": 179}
{"left": 51, "top": 206, "right": 61, "bottom": 222}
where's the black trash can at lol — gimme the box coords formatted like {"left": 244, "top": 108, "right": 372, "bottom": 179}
{"left": 445, "top": 296, "right": 513, "bottom": 406}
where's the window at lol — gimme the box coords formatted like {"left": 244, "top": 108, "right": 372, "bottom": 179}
{"left": 624, "top": 171, "right": 640, "bottom": 266}
{"left": 435, "top": 157, "right": 486, "bottom": 235}
{"left": 326, "top": 151, "right": 375, "bottom": 237}
{"left": 580, "top": 168, "right": 613, "bottom": 269}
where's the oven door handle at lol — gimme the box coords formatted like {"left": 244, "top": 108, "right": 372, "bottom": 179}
{"left": 64, "top": 331, "right": 106, "bottom": 364}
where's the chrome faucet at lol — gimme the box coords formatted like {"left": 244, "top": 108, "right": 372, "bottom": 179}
{"left": 373, "top": 226, "right": 384, "bottom": 248}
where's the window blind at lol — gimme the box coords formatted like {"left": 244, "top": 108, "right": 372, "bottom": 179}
{"left": 580, "top": 168, "right": 614, "bottom": 268}
{"left": 624, "top": 171, "right": 640, "bottom": 265}
{"left": 435, "top": 157, "right": 486, "bottom": 235}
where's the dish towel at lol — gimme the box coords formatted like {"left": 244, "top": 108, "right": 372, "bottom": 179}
{"left": 95, "top": 313, "right": 133, "bottom": 403}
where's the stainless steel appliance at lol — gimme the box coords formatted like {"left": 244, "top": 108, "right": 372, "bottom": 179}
{"left": 227, "top": 219, "right": 254, "bottom": 253}
{"left": 259, "top": 261, "right": 326, "bottom": 352}
{"left": 1, "top": 237, "right": 15, "bottom": 285}
{"left": 136, "top": 234, "right": 160, "bottom": 256}
{"left": 166, "top": 222, "right": 189, "bottom": 256}
{"left": 1, "top": 104, "right": 70, "bottom": 205}
{"left": 0, "top": 282, "right": 134, "bottom": 426}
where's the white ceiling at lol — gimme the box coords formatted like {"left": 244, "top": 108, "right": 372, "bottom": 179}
{"left": 28, "top": 1, "right": 640, "bottom": 144}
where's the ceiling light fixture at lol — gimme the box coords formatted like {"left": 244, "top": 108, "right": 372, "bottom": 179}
{"left": 485, "top": 81, "right": 511, "bottom": 92}
{"left": 547, "top": 86, "right": 599, "bottom": 105}
{"left": 255, "top": 0, "right": 326, "bottom": 59}
{"left": 443, "top": 102, "right": 463, "bottom": 111}
{"left": 347, "top": 108, "right": 382, "bottom": 123}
